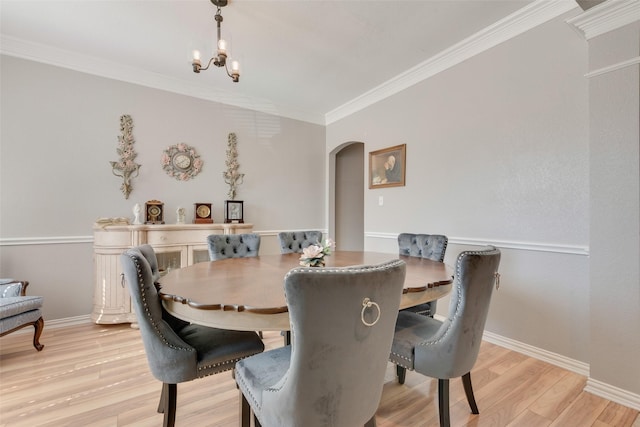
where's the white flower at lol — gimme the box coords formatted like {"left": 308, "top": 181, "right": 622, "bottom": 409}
{"left": 302, "top": 245, "right": 323, "bottom": 259}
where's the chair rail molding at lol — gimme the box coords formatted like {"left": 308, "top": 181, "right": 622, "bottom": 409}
{"left": 0, "top": 235, "right": 93, "bottom": 246}
{"left": 365, "top": 232, "right": 589, "bottom": 256}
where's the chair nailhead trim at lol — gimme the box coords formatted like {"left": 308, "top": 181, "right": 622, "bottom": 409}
{"left": 125, "top": 253, "right": 191, "bottom": 352}
{"left": 391, "top": 247, "right": 499, "bottom": 362}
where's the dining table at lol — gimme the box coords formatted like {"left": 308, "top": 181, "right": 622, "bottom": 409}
{"left": 158, "top": 251, "right": 454, "bottom": 332}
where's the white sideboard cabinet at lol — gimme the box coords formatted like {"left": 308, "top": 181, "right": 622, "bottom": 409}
{"left": 92, "top": 223, "right": 253, "bottom": 324}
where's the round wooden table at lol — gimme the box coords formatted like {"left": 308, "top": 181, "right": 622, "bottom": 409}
{"left": 158, "top": 251, "right": 453, "bottom": 332}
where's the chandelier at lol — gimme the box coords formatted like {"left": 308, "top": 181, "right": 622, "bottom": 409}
{"left": 191, "top": 0, "right": 240, "bottom": 82}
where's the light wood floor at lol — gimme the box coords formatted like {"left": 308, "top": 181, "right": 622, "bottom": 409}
{"left": 0, "top": 323, "right": 638, "bottom": 427}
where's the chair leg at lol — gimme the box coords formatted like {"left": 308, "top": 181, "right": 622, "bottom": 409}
{"left": 438, "top": 379, "right": 450, "bottom": 427}
{"left": 396, "top": 364, "right": 407, "bottom": 384}
{"left": 157, "top": 383, "right": 166, "bottom": 413}
{"left": 462, "top": 372, "right": 479, "bottom": 414}
{"left": 33, "top": 317, "right": 44, "bottom": 351}
{"left": 364, "top": 415, "right": 377, "bottom": 426}
{"left": 239, "top": 390, "right": 251, "bottom": 427}
{"left": 159, "top": 383, "right": 176, "bottom": 427}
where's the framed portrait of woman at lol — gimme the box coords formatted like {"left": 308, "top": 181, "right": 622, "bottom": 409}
{"left": 369, "top": 144, "right": 406, "bottom": 189}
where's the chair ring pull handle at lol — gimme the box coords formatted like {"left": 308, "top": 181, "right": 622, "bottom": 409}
{"left": 361, "top": 297, "right": 380, "bottom": 327}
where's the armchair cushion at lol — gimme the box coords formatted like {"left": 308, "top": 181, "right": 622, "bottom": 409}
{"left": 0, "top": 282, "right": 23, "bottom": 298}
{"left": 0, "top": 296, "right": 43, "bottom": 320}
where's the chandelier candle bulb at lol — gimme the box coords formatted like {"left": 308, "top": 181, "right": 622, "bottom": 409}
{"left": 218, "top": 39, "right": 227, "bottom": 55}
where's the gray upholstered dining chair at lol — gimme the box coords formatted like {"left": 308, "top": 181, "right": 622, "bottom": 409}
{"left": 207, "top": 233, "right": 261, "bottom": 260}
{"left": 277, "top": 230, "right": 323, "bottom": 254}
{"left": 397, "top": 233, "right": 448, "bottom": 317}
{"left": 121, "top": 245, "right": 265, "bottom": 427}
{"left": 389, "top": 246, "right": 501, "bottom": 427}
{"left": 235, "top": 259, "right": 407, "bottom": 427}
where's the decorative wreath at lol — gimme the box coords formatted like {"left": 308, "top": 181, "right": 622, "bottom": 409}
{"left": 161, "top": 143, "right": 203, "bottom": 181}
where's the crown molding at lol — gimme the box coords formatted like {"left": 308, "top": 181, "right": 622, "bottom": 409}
{"left": 0, "top": 35, "right": 325, "bottom": 126}
{"left": 325, "top": 0, "right": 578, "bottom": 125}
{"left": 566, "top": 0, "right": 640, "bottom": 40}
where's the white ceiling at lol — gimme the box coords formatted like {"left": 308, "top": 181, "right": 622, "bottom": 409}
{"left": 1, "top": 0, "right": 570, "bottom": 124}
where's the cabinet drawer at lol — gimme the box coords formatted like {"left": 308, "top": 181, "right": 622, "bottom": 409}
{"left": 147, "top": 229, "right": 223, "bottom": 246}
{"left": 94, "top": 229, "right": 133, "bottom": 247}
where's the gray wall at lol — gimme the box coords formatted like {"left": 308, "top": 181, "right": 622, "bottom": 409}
{"left": 327, "top": 8, "right": 640, "bottom": 400}
{"left": 329, "top": 12, "right": 590, "bottom": 359}
{"left": 587, "top": 20, "right": 640, "bottom": 398}
{"left": 0, "top": 56, "right": 326, "bottom": 320}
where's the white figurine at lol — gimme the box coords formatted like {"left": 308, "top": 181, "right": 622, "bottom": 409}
{"left": 176, "top": 206, "right": 185, "bottom": 224}
{"left": 133, "top": 203, "right": 142, "bottom": 225}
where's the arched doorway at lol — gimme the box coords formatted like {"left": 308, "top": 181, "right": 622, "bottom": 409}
{"left": 330, "top": 142, "right": 364, "bottom": 251}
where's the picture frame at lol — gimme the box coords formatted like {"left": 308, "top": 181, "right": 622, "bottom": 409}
{"left": 224, "top": 200, "right": 244, "bottom": 223}
{"left": 369, "top": 144, "right": 406, "bottom": 189}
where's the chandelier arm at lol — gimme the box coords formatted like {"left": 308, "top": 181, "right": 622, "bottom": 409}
{"left": 224, "top": 63, "right": 240, "bottom": 82}
{"left": 196, "top": 57, "right": 217, "bottom": 73}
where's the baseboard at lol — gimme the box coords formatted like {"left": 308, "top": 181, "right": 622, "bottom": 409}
{"left": 481, "top": 329, "right": 589, "bottom": 376}
{"left": 479, "top": 328, "right": 640, "bottom": 411}
{"left": 6, "top": 314, "right": 92, "bottom": 336}
{"left": 585, "top": 378, "right": 640, "bottom": 411}
{"left": 46, "top": 314, "right": 92, "bottom": 328}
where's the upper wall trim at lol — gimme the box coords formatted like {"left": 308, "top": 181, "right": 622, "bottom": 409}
{"left": 325, "top": 0, "right": 578, "bottom": 125}
{"left": 0, "top": 35, "right": 325, "bottom": 126}
{"left": 1, "top": 1, "right": 578, "bottom": 127}
{"left": 567, "top": 0, "right": 640, "bottom": 40}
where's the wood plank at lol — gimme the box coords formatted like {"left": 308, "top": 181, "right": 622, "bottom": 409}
{"left": 0, "top": 323, "right": 638, "bottom": 427}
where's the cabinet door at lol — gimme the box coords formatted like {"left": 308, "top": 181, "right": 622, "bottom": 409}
{"left": 189, "top": 245, "right": 211, "bottom": 264}
{"left": 92, "top": 252, "right": 136, "bottom": 324}
{"left": 155, "top": 246, "right": 188, "bottom": 275}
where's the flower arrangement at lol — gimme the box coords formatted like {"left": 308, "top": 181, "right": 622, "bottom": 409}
{"left": 299, "top": 238, "right": 336, "bottom": 267}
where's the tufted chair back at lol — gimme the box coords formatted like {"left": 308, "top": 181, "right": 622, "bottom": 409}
{"left": 397, "top": 233, "right": 448, "bottom": 318}
{"left": 236, "top": 259, "right": 406, "bottom": 427}
{"left": 121, "top": 246, "right": 199, "bottom": 384}
{"left": 277, "top": 231, "right": 323, "bottom": 254}
{"left": 207, "top": 233, "right": 261, "bottom": 260}
{"left": 398, "top": 233, "right": 448, "bottom": 261}
{"left": 389, "top": 246, "right": 501, "bottom": 427}
{"left": 121, "top": 244, "right": 265, "bottom": 427}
